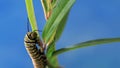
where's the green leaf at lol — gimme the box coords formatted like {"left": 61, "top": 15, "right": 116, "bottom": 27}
{"left": 41, "top": 0, "right": 48, "bottom": 13}
{"left": 46, "top": 41, "right": 56, "bottom": 58}
{"left": 55, "top": 11, "right": 69, "bottom": 42}
{"left": 46, "top": 41, "right": 59, "bottom": 67}
{"left": 25, "top": 0, "right": 38, "bottom": 31}
{"left": 41, "top": 0, "right": 49, "bottom": 19}
{"left": 42, "top": 0, "right": 76, "bottom": 44}
{"left": 52, "top": 38, "right": 120, "bottom": 56}
{"left": 51, "top": 0, "right": 58, "bottom": 8}
{"left": 41, "top": 0, "right": 58, "bottom": 20}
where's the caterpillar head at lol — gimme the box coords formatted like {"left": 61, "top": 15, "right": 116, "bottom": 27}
{"left": 27, "top": 32, "right": 38, "bottom": 40}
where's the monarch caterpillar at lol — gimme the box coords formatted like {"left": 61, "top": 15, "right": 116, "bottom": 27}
{"left": 24, "top": 31, "right": 47, "bottom": 68}
{"left": 24, "top": 19, "right": 47, "bottom": 68}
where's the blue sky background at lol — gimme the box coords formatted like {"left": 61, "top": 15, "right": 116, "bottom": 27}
{"left": 0, "top": 0, "right": 120, "bottom": 68}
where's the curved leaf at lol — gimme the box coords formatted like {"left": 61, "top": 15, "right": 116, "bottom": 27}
{"left": 55, "top": 11, "right": 69, "bottom": 42}
{"left": 52, "top": 38, "right": 120, "bottom": 56}
{"left": 42, "top": 0, "right": 76, "bottom": 44}
{"left": 41, "top": 0, "right": 48, "bottom": 12}
{"left": 41, "top": 0, "right": 58, "bottom": 20}
{"left": 51, "top": 0, "right": 58, "bottom": 8}
{"left": 41, "top": 0, "right": 52, "bottom": 20}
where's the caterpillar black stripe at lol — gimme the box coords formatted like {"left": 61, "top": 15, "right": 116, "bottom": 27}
{"left": 24, "top": 31, "right": 47, "bottom": 68}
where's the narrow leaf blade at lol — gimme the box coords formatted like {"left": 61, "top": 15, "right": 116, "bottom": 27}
{"left": 25, "top": 0, "right": 38, "bottom": 31}
{"left": 52, "top": 38, "right": 120, "bottom": 56}
{"left": 55, "top": 11, "right": 69, "bottom": 42}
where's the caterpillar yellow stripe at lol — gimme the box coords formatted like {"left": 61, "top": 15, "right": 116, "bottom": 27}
{"left": 24, "top": 32, "right": 47, "bottom": 68}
